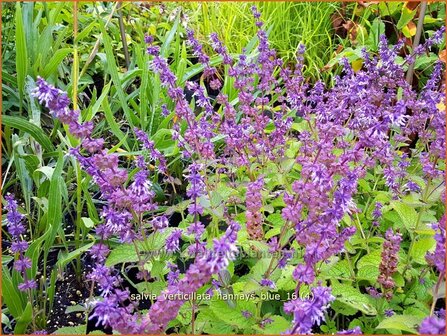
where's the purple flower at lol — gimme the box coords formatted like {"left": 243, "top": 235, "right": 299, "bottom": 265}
{"left": 378, "top": 229, "right": 402, "bottom": 301}
{"left": 90, "top": 243, "right": 110, "bottom": 262}
{"left": 5, "top": 194, "right": 26, "bottom": 236}
{"left": 293, "top": 263, "right": 315, "bottom": 285}
{"left": 372, "top": 202, "right": 382, "bottom": 219}
{"left": 18, "top": 279, "right": 37, "bottom": 292}
{"left": 186, "top": 221, "right": 205, "bottom": 238}
{"left": 426, "top": 216, "right": 446, "bottom": 274}
{"left": 151, "top": 216, "right": 169, "bottom": 231}
{"left": 405, "top": 180, "right": 421, "bottom": 193}
{"left": 366, "top": 287, "right": 382, "bottom": 298}
{"left": 135, "top": 221, "right": 240, "bottom": 334}
{"left": 259, "top": 317, "right": 274, "bottom": 329}
{"left": 384, "top": 309, "right": 394, "bottom": 317}
{"left": 167, "top": 263, "right": 180, "bottom": 286}
{"left": 10, "top": 240, "right": 29, "bottom": 253}
{"left": 246, "top": 177, "right": 264, "bottom": 240}
{"left": 419, "top": 314, "right": 446, "bottom": 334}
{"left": 260, "top": 278, "right": 275, "bottom": 289}
{"left": 242, "top": 310, "right": 252, "bottom": 319}
{"left": 4, "top": 194, "right": 36, "bottom": 292}
{"left": 166, "top": 230, "right": 182, "bottom": 253}
{"left": 284, "top": 286, "right": 335, "bottom": 334}
{"left": 14, "top": 257, "right": 32, "bottom": 272}
{"left": 337, "top": 326, "right": 362, "bottom": 334}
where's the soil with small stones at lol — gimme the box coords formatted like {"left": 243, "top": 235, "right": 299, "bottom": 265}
{"left": 45, "top": 263, "right": 91, "bottom": 334}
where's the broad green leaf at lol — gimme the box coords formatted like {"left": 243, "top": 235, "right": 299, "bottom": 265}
{"left": 135, "top": 281, "right": 165, "bottom": 296}
{"left": 105, "top": 243, "right": 140, "bottom": 267}
{"left": 253, "top": 315, "right": 290, "bottom": 334}
{"left": 209, "top": 297, "right": 256, "bottom": 330}
{"left": 331, "top": 300, "right": 358, "bottom": 316}
{"left": 266, "top": 212, "right": 285, "bottom": 228}
{"left": 376, "top": 314, "right": 423, "bottom": 334}
{"left": 81, "top": 217, "right": 95, "bottom": 229}
{"left": 356, "top": 250, "right": 381, "bottom": 282}
{"left": 53, "top": 325, "right": 87, "bottom": 334}
{"left": 276, "top": 265, "right": 295, "bottom": 291}
{"left": 196, "top": 308, "right": 235, "bottom": 334}
{"left": 397, "top": 6, "right": 417, "bottom": 30}
{"left": 105, "top": 229, "right": 173, "bottom": 267}
{"left": 321, "top": 259, "right": 351, "bottom": 279}
{"left": 411, "top": 237, "right": 436, "bottom": 264}
{"left": 391, "top": 201, "right": 419, "bottom": 232}
{"left": 331, "top": 282, "right": 377, "bottom": 315}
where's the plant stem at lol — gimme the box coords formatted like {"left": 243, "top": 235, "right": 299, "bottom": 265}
{"left": 117, "top": 2, "right": 130, "bottom": 69}
{"left": 406, "top": 1, "right": 428, "bottom": 85}
{"left": 73, "top": 0, "right": 83, "bottom": 281}
{"left": 430, "top": 273, "right": 444, "bottom": 315}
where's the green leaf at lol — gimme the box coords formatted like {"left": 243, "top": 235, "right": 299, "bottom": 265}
{"left": 160, "top": 16, "right": 179, "bottom": 57}
{"left": 105, "top": 243, "right": 139, "bottom": 267}
{"left": 1, "top": 266, "right": 26, "bottom": 319}
{"left": 53, "top": 325, "right": 87, "bottom": 334}
{"left": 376, "top": 314, "right": 423, "bottom": 334}
{"left": 65, "top": 304, "right": 87, "bottom": 314}
{"left": 42, "top": 48, "right": 72, "bottom": 78}
{"left": 135, "top": 281, "right": 165, "bottom": 296}
{"left": 14, "top": 302, "right": 32, "bottom": 334}
{"left": 367, "top": 18, "right": 385, "bottom": 51}
{"left": 2, "top": 115, "right": 55, "bottom": 152}
{"left": 321, "top": 259, "right": 351, "bottom": 279}
{"left": 414, "top": 54, "right": 439, "bottom": 70}
{"left": 43, "top": 150, "right": 64, "bottom": 264}
{"left": 209, "top": 298, "right": 256, "bottom": 330}
{"left": 411, "top": 237, "right": 436, "bottom": 264}
{"left": 98, "top": 23, "right": 138, "bottom": 127}
{"left": 331, "top": 300, "right": 358, "bottom": 316}
{"left": 331, "top": 282, "right": 377, "bottom": 315}
{"left": 276, "top": 265, "right": 296, "bottom": 291}
{"left": 378, "top": 2, "right": 401, "bottom": 16}
{"left": 266, "top": 212, "right": 285, "bottom": 228}
{"left": 253, "top": 315, "right": 290, "bottom": 334}
{"left": 356, "top": 250, "right": 381, "bottom": 282}
{"left": 81, "top": 217, "right": 95, "bottom": 229}
{"left": 56, "top": 242, "right": 95, "bottom": 268}
{"left": 102, "top": 97, "right": 130, "bottom": 151}
{"left": 15, "top": 2, "right": 28, "bottom": 112}
{"left": 397, "top": 6, "right": 417, "bottom": 30}
{"left": 391, "top": 201, "right": 419, "bottom": 232}
{"left": 196, "top": 308, "right": 235, "bottom": 334}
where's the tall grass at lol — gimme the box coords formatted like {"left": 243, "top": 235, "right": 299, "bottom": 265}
{"left": 185, "top": 1, "right": 340, "bottom": 80}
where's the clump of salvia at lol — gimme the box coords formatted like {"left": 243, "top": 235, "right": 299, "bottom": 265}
{"left": 27, "top": 5, "right": 445, "bottom": 335}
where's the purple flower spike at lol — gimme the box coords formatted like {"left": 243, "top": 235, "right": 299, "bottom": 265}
{"left": 166, "top": 229, "right": 182, "bottom": 253}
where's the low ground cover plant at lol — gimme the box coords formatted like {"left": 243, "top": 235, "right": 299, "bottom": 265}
{"left": 2, "top": 2, "right": 446, "bottom": 335}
